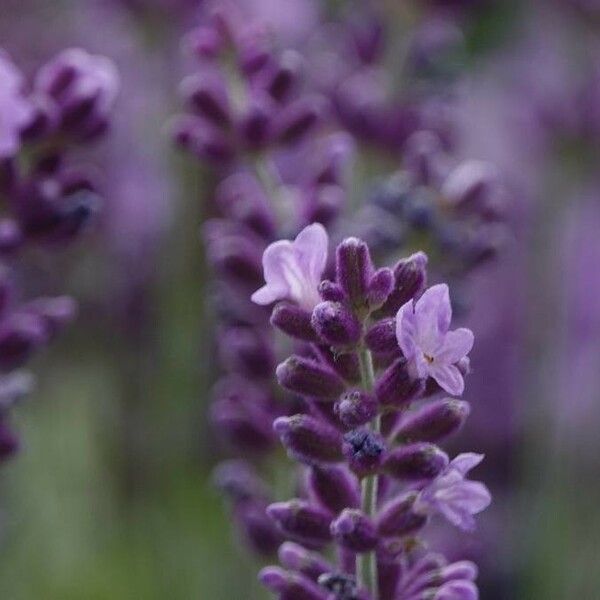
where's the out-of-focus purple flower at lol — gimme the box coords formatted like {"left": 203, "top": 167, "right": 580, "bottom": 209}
{"left": 0, "top": 51, "right": 33, "bottom": 158}
{"left": 252, "top": 223, "right": 328, "bottom": 310}
{"left": 396, "top": 284, "right": 474, "bottom": 395}
{"left": 416, "top": 453, "right": 491, "bottom": 532}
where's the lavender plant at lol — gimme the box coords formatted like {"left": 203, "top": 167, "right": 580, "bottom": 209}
{"left": 254, "top": 225, "right": 490, "bottom": 600}
{"left": 0, "top": 47, "right": 117, "bottom": 462}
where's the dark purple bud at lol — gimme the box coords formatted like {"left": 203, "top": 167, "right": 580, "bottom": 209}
{"left": 0, "top": 421, "right": 19, "bottom": 462}
{"left": 267, "top": 50, "right": 302, "bottom": 102}
{"left": 312, "top": 302, "right": 362, "bottom": 347}
{"left": 220, "top": 327, "right": 275, "bottom": 380}
{"left": 22, "top": 296, "right": 77, "bottom": 339}
{"left": 331, "top": 509, "right": 378, "bottom": 553}
{"left": 336, "top": 238, "right": 374, "bottom": 313}
{"left": 343, "top": 428, "right": 385, "bottom": 477}
{"left": 275, "top": 96, "right": 322, "bottom": 145}
{"left": 271, "top": 303, "right": 319, "bottom": 343}
{"left": 318, "top": 572, "right": 369, "bottom": 600}
{"left": 212, "top": 459, "right": 269, "bottom": 503}
{"left": 308, "top": 465, "right": 360, "bottom": 514}
{"left": 215, "top": 173, "right": 276, "bottom": 239}
{"left": 204, "top": 222, "right": 264, "bottom": 286}
{"left": 20, "top": 94, "right": 57, "bottom": 141}
{"left": 316, "top": 347, "right": 361, "bottom": 384}
{"left": 309, "top": 400, "right": 345, "bottom": 431}
{"left": 274, "top": 415, "right": 343, "bottom": 465}
{"left": 235, "top": 500, "right": 283, "bottom": 556}
{"left": 365, "top": 318, "right": 398, "bottom": 354}
{"left": 278, "top": 542, "right": 334, "bottom": 581}
{"left": 376, "top": 492, "right": 427, "bottom": 537}
{"left": 239, "top": 92, "right": 274, "bottom": 148}
{"left": 260, "top": 567, "right": 328, "bottom": 600}
{"left": 394, "top": 399, "right": 470, "bottom": 443}
{"left": 182, "top": 26, "right": 223, "bottom": 59}
{"left": 180, "top": 72, "right": 230, "bottom": 126}
{"left": 334, "top": 390, "right": 378, "bottom": 429}
{"left": 376, "top": 252, "right": 428, "bottom": 317}
{"left": 366, "top": 268, "right": 394, "bottom": 310}
{"left": 318, "top": 281, "right": 346, "bottom": 303}
{"left": 277, "top": 355, "right": 346, "bottom": 399}
{"left": 377, "top": 540, "right": 403, "bottom": 600}
{"left": 375, "top": 357, "right": 425, "bottom": 408}
{"left": 267, "top": 500, "right": 333, "bottom": 549}
{"left": 0, "top": 314, "right": 47, "bottom": 372}
{"left": 382, "top": 443, "right": 449, "bottom": 481}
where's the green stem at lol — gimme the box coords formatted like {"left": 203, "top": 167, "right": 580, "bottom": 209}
{"left": 357, "top": 347, "right": 380, "bottom": 599}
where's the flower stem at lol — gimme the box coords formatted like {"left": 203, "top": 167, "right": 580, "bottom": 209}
{"left": 357, "top": 347, "right": 380, "bottom": 600}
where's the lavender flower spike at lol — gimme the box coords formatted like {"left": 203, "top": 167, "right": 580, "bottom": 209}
{"left": 252, "top": 223, "right": 328, "bottom": 310}
{"left": 415, "top": 453, "right": 491, "bottom": 532}
{"left": 0, "top": 52, "right": 33, "bottom": 158}
{"left": 396, "top": 284, "right": 473, "bottom": 395}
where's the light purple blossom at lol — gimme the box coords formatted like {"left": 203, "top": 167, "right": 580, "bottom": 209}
{"left": 396, "top": 283, "right": 474, "bottom": 396}
{"left": 415, "top": 453, "right": 491, "bottom": 532}
{"left": 0, "top": 51, "right": 33, "bottom": 158}
{"left": 433, "top": 580, "right": 479, "bottom": 600}
{"left": 252, "top": 223, "right": 328, "bottom": 310}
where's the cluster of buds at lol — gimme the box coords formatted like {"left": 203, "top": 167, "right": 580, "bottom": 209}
{"left": 171, "top": 0, "right": 325, "bottom": 165}
{"left": 250, "top": 224, "right": 490, "bottom": 600}
{"left": 0, "top": 48, "right": 117, "bottom": 462}
{"left": 359, "top": 135, "right": 509, "bottom": 275}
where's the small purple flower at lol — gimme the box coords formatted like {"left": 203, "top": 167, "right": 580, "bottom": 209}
{"left": 252, "top": 223, "right": 328, "bottom": 310}
{"left": 415, "top": 453, "right": 491, "bottom": 532}
{"left": 0, "top": 52, "right": 33, "bottom": 158}
{"left": 396, "top": 284, "right": 473, "bottom": 395}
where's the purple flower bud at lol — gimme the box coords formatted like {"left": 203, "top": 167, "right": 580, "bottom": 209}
{"left": 343, "top": 428, "right": 386, "bottom": 477}
{"left": 318, "top": 572, "right": 370, "bottom": 600}
{"left": 366, "top": 268, "right": 394, "bottom": 310}
{"left": 334, "top": 390, "right": 378, "bottom": 429}
{"left": 276, "top": 355, "right": 346, "bottom": 399}
{"left": 375, "top": 357, "right": 425, "bottom": 408}
{"left": 376, "top": 492, "right": 427, "bottom": 537}
{"left": 403, "top": 131, "right": 446, "bottom": 186}
{"left": 365, "top": 318, "right": 398, "bottom": 354}
{"left": 235, "top": 500, "right": 283, "bottom": 556}
{"left": 278, "top": 542, "right": 334, "bottom": 581}
{"left": 441, "top": 160, "right": 499, "bottom": 214}
{"left": 318, "top": 281, "right": 347, "bottom": 303}
{"left": 212, "top": 459, "right": 269, "bottom": 503}
{"left": 267, "top": 500, "right": 333, "bottom": 549}
{"left": 239, "top": 91, "right": 274, "bottom": 148}
{"left": 267, "top": 50, "right": 302, "bottom": 102}
{"left": 377, "top": 540, "right": 404, "bottom": 600}
{"left": 376, "top": 252, "right": 428, "bottom": 317}
{"left": 383, "top": 443, "right": 449, "bottom": 481}
{"left": 274, "top": 415, "right": 344, "bottom": 465}
{"left": 275, "top": 96, "right": 322, "bottom": 145}
{"left": 260, "top": 567, "right": 328, "bottom": 600}
{"left": 312, "top": 301, "right": 362, "bottom": 347}
{"left": 335, "top": 238, "right": 374, "bottom": 313}
{"left": 180, "top": 72, "right": 230, "bottom": 126}
{"left": 304, "top": 185, "right": 345, "bottom": 228}
{"left": 182, "top": 26, "right": 223, "bottom": 59}
{"left": 316, "top": 347, "right": 361, "bottom": 384}
{"left": 0, "top": 420, "right": 19, "bottom": 462}
{"left": 331, "top": 509, "right": 378, "bottom": 553}
{"left": 307, "top": 465, "right": 360, "bottom": 514}
{"left": 0, "top": 219, "right": 23, "bottom": 255}
{"left": 271, "top": 303, "right": 319, "bottom": 342}
{"left": 220, "top": 327, "right": 275, "bottom": 380}
{"left": 0, "top": 314, "right": 47, "bottom": 372}
{"left": 394, "top": 399, "right": 470, "bottom": 443}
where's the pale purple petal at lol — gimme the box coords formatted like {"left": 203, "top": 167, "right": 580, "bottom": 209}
{"left": 450, "top": 453, "right": 484, "bottom": 476}
{"left": 415, "top": 284, "right": 452, "bottom": 335}
{"left": 293, "top": 223, "right": 328, "bottom": 283}
{"left": 396, "top": 300, "right": 418, "bottom": 359}
{"left": 429, "top": 363, "right": 464, "bottom": 396}
{"left": 252, "top": 240, "right": 295, "bottom": 305}
{"left": 435, "top": 481, "right": 491, "bottom": 531}
{"left": 434, "top": 580, "right": 479, "bottom": 600}
{"left": 436, "top": 328, "right": 474, "bottom": 365}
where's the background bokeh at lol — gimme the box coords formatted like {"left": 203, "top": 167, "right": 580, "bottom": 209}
{"left": 0, "top": 1, "right": 599, "bottom": 598}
